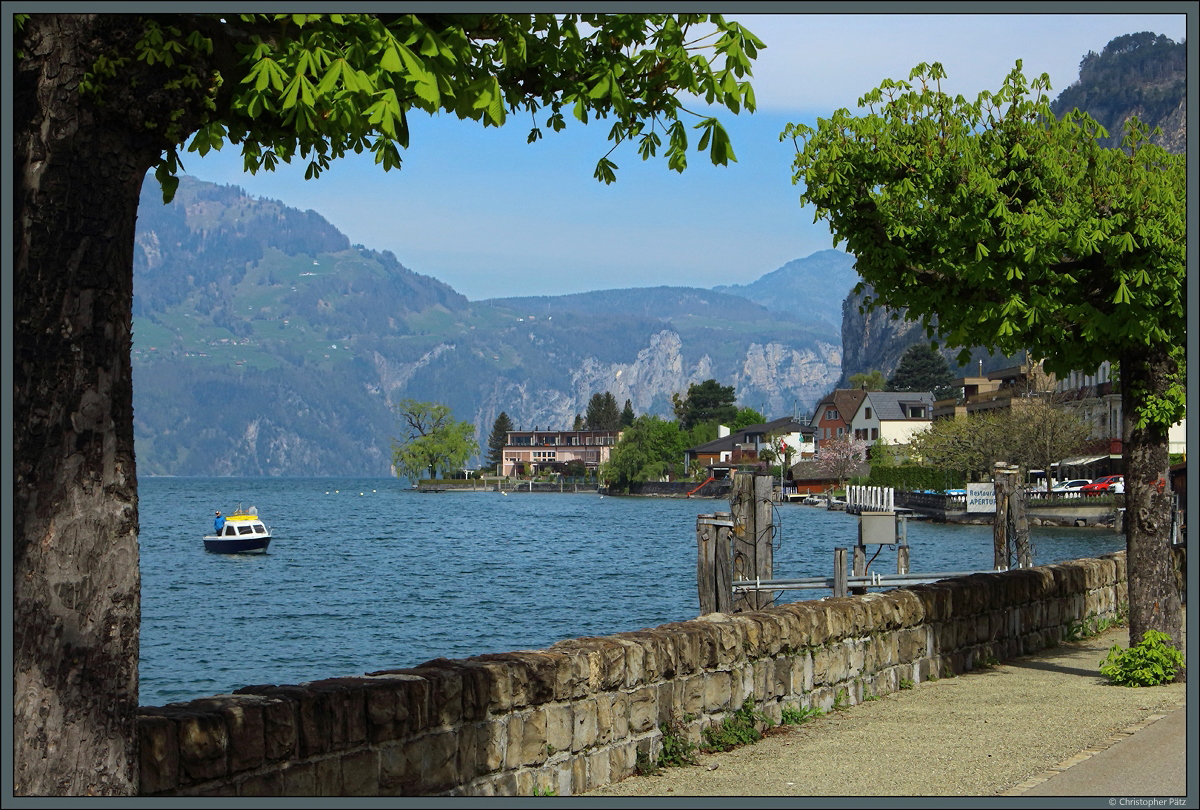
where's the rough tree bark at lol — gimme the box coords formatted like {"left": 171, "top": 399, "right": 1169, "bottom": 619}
{"left": 1120, "top": 347, "right": 1185, "bottom": 680}
{"left": 14, "top": 15, "right": 213, "bottom": 794}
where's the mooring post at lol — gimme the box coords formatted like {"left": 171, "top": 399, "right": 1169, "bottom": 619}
{"left": 897, "top": 515, "right": 910, "bottom": 575}
{"left": 992, "top": 462, "right": 1010, "bottom": 570}
{"left": 753, "top": 473, "right": 775, "bottom": 609}
{"left": 833, "top": 547, "right": 848, "bottom": 598}
{"left": 714, "top": 512, "right": 733, "bottom": 614}
{"left": 696, "top": 514, "right": 715, "bottom": 615}
{"left": 1010, "top": 465, "right": 1032, "bottom": 568}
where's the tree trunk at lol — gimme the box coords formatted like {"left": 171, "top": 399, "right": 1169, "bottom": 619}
{"left": 13, "top": 15, "right": 209, "bottom": 794}
{"left": 1120, "top": 347, "right": 1184, "bottom": 680}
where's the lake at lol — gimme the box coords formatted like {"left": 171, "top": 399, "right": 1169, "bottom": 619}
{"left": 138, "top": 477, "right": 1126, "bottom": 706}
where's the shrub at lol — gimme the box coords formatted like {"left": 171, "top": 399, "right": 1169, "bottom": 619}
{"left": 1100, "top": 630, "right": 1185, "bottom": 687}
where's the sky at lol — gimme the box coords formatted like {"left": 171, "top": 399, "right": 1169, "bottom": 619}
{"left": 180, "top": 12, "right": 1190, "bottom": 301}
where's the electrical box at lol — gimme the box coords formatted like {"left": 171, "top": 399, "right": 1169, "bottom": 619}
{"left": 858, "top": 512, "right": 897, "bottom": 544}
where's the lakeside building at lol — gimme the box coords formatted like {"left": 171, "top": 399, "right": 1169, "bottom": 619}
{"left": 846, "top": 390, "right": 935, "bottom": 444}
{"left": 932, "top": 357, "right": 1184, "bottom": 482}
{"left": 500, "top": 429, "right": 621, "bottom": 477}
{"left": 811, "top": 389, "right": 868, "bottom": 450}
{"left": 685, "top": 417, "right": 816, "bottom": 474}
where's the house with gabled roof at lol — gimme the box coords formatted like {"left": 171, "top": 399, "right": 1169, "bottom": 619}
{"left": 848, "top": 390, "right": 935, "bottom": 445}
{"left": 810, "top": 389, "right": 868, "bottom": 450}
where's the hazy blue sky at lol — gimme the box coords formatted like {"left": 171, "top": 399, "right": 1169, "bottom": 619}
{"left": 180, "top": 12, "right": 1188, "bottom": 301}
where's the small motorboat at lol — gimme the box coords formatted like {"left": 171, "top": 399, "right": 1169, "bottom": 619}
{"left": 204, "top": 508, "right": 271, "bottom": 554}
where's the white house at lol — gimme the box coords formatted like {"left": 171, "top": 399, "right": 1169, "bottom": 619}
{"left": 848, "top": 391, "right": 935, "bottom": 446}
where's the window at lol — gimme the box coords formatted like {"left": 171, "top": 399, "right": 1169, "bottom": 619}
{"left": 238, "top": 525, "right": 254, "bottom": 535}
{"left": 825, "top": 408, "right": 837, "bottom": 421}
{"left": 871, "top": 428, "right": 879, "bottom": 440}
{"left": 865, "top": 408, "right": 872, "bottom": 420}
{"left": 837, "top": 427, "right": 845, "bottom": 437}
{"left": 224, "top": 526, "right": 236, "bottom": 536}
{"left": 253, "top": 524, "right": 266, "bottom": 533}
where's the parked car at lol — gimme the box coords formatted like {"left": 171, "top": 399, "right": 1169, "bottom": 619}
{"left": 1081, "top": 475, "right": 1123, "bottom": 495}
{"left": 1050, "top": 479, "right": 1092, "bottom": 492}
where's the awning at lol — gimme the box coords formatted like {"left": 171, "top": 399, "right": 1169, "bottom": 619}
{"left": 1056, "top": 455, "right": 1106, "bottom": 466}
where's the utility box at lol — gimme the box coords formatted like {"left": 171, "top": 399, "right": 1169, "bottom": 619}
{"left": 859, "top": 511, "right": 897, "bottom": 544}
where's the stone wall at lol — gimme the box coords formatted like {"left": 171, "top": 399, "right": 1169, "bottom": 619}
{"left": 138, "top": 553, "right": 1129, "bottom": 797}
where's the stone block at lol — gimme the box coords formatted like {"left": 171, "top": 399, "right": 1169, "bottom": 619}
{"left": 379, "top": 738, "right": 421, "bottom": 794}
{"left": 177, "top": 707, "right": 229, "bottom": 783}
{"left": 888, "top": 590, "right": 926, "bottom": 627}
{"left": 238, "top": 770, "right": 283, "bottom": 796}
{"left": 655, "top": 680, "right": 679, "bottom": 727}
{"left": 313, "top": 756, "right": 343, "bottom": 796}
{"left": 615, "top": 638, "right": 646, "bottom": 687}
{"left": 490, "top": 771, "right": 518, "bottom": 797}
{"left": 545, "top": 703, "right": 574, "bottom": 754}
{"left": 518, "top": 708, "right": 550, "bottom": 767}
{"left": 681, "top": 674, "right": 705, "bottom": 717}
{"left": 897, "top": 627, "right": 928, "bottom": 663}
{"left": 221, "top": 699, "right": 265, "bottom": 773}
{"left": 586, "top": 748, "right": 612, "bottom": 791}
{"left": 703, "top": 670, "right": 732, "bottom": 712}
{"left": 280, "top": 761, "right": 316, "bottom": 796}
{"left": 571, "top": 756, "right": 588, "bottom": 795}
{"left": 571, "top": 697, "right": 598, "bottom": 752}
{"left": 340, "top": 749, "right": 380, "bottom": 796}
{"left": 423, "top": 729, "right": 460, "bottom": 793}
{"left": 395, "top": 664, "right": 463, "bottom": 729}
{"left": 850, "top": 639, "right": 868, "bottom": 678}
{"left": 137, "top": 712, "right": 179, "bottom": 795}
{"left": 772, "top": 656, "right": 793, "bottom": 698}
{"left": 628, "top": 685, "right": 657, "bottom": 734}
{"left": 478, "top": 718, "right": 506, "bottom": 773}
{"left": 790, "top": 651, "right": 813, "bottom": 695}
{"left": 752, "top": 658, "right": 771, "bottom": 699}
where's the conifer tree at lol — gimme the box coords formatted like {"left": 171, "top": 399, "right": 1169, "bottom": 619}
{"left": 621, "top": 399, "right": 636, "bottom": 427}
{"left": 487, "top": 411, "right": 515, "bottom": 472}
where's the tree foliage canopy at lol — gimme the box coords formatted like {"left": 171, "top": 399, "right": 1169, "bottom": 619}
{"left": 887, "top": 344, "right": 955, "bottom": 398}
{"left": 908, "top": 401, "right": 1092, "bottom": 484}
{"left": 585, "top": 391, "right": 622, "bottom": 431}
{"left": 785, "top": 60, "right": 1184, "bottom": 430}
{"left": 600, "top": 414, "right": 688, "bottom": 491}
{"left": 673, "top": 379, "right": 738, "bottom": 430}
{"left": 848, "top": 370, "right": 887, "bottom": 391}
{"left": 391, "top": 399, "right": 479, "bottom": 480}
{"left": 62, "top": 12, "right": 766, "bottom": 199}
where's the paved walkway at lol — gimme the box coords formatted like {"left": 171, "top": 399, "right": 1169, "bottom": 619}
{"left": 585, "top": 623, "right": 1190, "bottom": 798}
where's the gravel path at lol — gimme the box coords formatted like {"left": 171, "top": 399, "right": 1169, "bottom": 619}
{"left": 585, "top": 624, "right": 1186, "bottom": 797}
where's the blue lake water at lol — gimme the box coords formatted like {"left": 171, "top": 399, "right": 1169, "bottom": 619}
{"left": 138, "top": 477, "right": 1126, "bottom": 707}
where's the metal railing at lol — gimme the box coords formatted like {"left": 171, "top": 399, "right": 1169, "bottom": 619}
{"left": 733, "top": 570, "right": 993, "bottom": 595}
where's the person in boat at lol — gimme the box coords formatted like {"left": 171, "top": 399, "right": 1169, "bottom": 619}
{"left": 214, "top": 511, "right": 225, "bottom": 534}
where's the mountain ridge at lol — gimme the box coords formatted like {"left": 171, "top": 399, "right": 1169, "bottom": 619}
{"left": 131, "top": 178, "right": 848, "bottom": 475}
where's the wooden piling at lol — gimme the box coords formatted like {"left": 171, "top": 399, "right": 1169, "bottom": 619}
{"left": 714, "top": 514, "right": 733, "bottom": 614}
{"left": 992, "top": 463, "right": 1010, "bottom": 569}
{"left": 697, "top": 512, "right": 734, "bottom": 615}
{"left": 1011, "top": 481, "right": 1032, "bottom": 568}
{"left": 833, "top": 547, "right": 847, "bottom": 598}
{"left": 696, "top": 514, "right": 715, "bottom": 615}
{"left": 753, "top": 473, "right": 775, "bottom": 608}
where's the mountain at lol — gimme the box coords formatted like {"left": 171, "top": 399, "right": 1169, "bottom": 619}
{"left": 713, "top": 249, "right": 858, "bottom": 328}
{"left": 1050, "top": 32, "right": 1186, "bottom": 153}
{"left": 837, "top": 32, "right": 1186, "bottom": 388}
{"left": 130, "top": 177, "right": 843, "bottom": 475}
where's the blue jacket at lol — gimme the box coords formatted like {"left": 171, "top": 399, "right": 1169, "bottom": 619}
{"left": 214, "top": 515, "right": 226, "bottom": 533}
